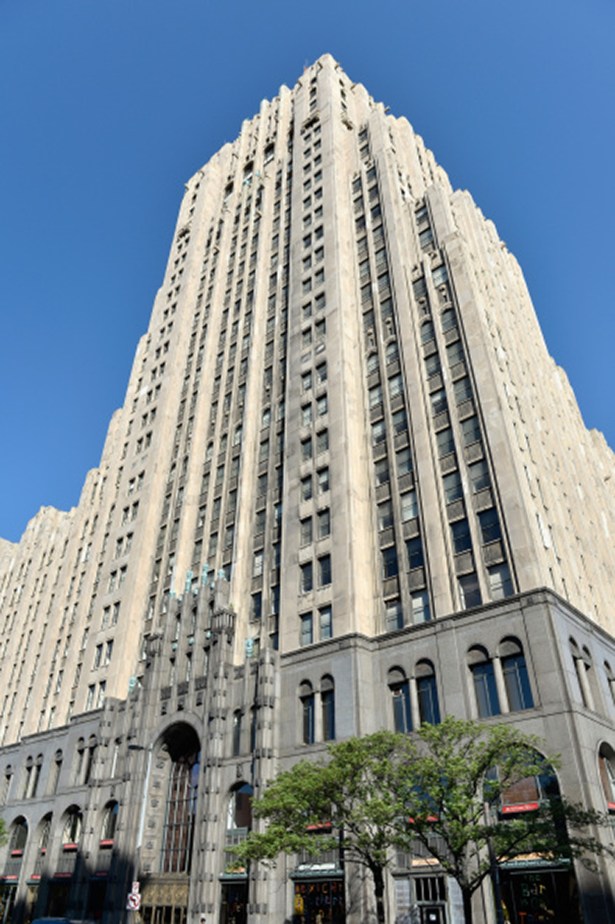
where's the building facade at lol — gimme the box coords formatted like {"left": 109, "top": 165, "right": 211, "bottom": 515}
{"left": 1, "top": 55, "right": 614, "bottom": 924}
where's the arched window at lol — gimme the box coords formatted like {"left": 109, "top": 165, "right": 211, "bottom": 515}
{"left": 598, "top": 744, "right": 615, "bottom": 810}
{"left": 62, "top": 806, "right": 83, "bottom": 846}
{"left": 161, "top": 724, "right": 201, "bottom": 874}
{"left": 83, "top": 735, "right": 97, "bottom": 784}
{"left": 321, "top": 675, "right": 336, "bottom": 741}
{"left": 49, "top": 750, "right": 63, "bottom": 794}
{"left": 227, "top": 783, "right": 253, "bottom": 832}
{"left": 499, "top": 638, "right": 534, "bottom": 712}
{"left": 415, "top": 660, "right": 441, "bottom": 725}
{"left": 2, "top": 765, "right": 13, "bottom": 805}
{"left": 38, "top": 814, "right": 52, "bottom": 854}
{"left": 300, "top": 681, "right": 315, "bottom": 745}
{"left": 232, "top": 710, "right": 243, "bottom": 757}
{"left": 101, "top": 800, "right": 119, "bottom": 842}
{"left": 570, "top": 638, "right": 599, "bottom": 710}
{"left": 605, "top": 662, "right": 615, "bottom": 708}
{"left": 420, "top": 320, "right": 435, "bottom": 344}
{"left": 8, "top": 817, "right": 28, "bottom": 853}
{"left": 468, "top": 646, "right": 500, "bottom": 718}
{"left": 388, "top": 668, "right": 412, "bottom": 733}
{"left": 385, "top": 340, "right": 399, "bottom": 364}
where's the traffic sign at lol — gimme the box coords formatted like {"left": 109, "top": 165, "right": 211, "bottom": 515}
{"left": 127, "top": 892, "right": 142, "bottom": 911}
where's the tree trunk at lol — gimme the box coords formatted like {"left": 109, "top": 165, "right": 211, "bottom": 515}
{"left": 370, "top": 862, "right": 386, "bottom": 924}
{"left": 461, "top": 886, "right": 473, "bottom": 924}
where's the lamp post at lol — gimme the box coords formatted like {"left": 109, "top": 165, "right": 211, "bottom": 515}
{"left": 127, "top": 744, "right": 153, "bottom": 923}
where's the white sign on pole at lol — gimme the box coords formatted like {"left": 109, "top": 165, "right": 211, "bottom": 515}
{"left": 127, "top": 892, "right": 142, "bottom": 911}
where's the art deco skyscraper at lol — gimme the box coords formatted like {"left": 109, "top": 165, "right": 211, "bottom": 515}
{"left": 1, "top": 55, "right": 614, "bottom": 924}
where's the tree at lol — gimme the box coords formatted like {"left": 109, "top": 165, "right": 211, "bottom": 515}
{"left": 233, "top": 731, "right": 406, "bottom": 924}
{"left": 396, "top": 717, "right": 615, "bottom": 924}
{"left": 235, "top": 720, "right": 615, "bottom": 924}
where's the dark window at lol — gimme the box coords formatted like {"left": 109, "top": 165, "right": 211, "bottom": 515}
{"left": 471, "top": 660, "right": 501, "bottom": 718}
{"left": 406, "top": 537, "right": 424, "bottom": 570}
{"left": 478, "top": 508, "right": 502, "bottom": 544}
{"left": 300, "top": 682, "right": 315, "bottom": 744}
{"left": 321, "top": 676, "right": 335, "bottom": 741}
{"left": 416, "top": 662, "right": 441, "bottom": 725}
{"left": 451, "top": 519, "right": 472, "bottom": 554}
{"left": 162, "top": 748, "right": 200, "bottom": 873}
{"left": 501, "top": 643, "right": 534, "bottom": 711}
{"left": 390, "top": 678, "right": 412, "bottom": 733}
{"left": 382, "top": 546, "right": 399, "bottom": 579}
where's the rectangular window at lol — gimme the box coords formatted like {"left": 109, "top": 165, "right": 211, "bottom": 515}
{"left": 369, "top": 384, "right": 383, "bottom": 408}
{"left": 478, "top": 508, "right": 502, "bottom": 544}
{"left": 472, "top": 662, "right": 500, "bottom": 717}
{"left": 385, "top": 599, "right": 403, "bottom": 631}
{"left": 317, "top": 468, "right": 330, "bottom": 494}
{"left": 316, "top": 429, "right": 329, "bottom": 454}
{"left": 436, "top": 428, "right": 455, "bottom": 458}
{"left": 301, "top": 476, "right": 313, "bottom": 501}
{"left": 302, "top": 404, "right": 313, "bottom": 427}
{"left": 253, "top": 550, "right": 264, "bottom": 577}
{"left": 318, "top": 554, "right": 332, "bottom": 587}
{"left": 301, "top": 436, "right": 313, "bottom": 460}
{"left": 411, "top": 590, "right": 431, "bottom": 623}
{"left": 319, "top": 605, "right": 333, "bottom": 640}
{"left": 392, "top": 409, "right": 407, "bottom": 434}
{"left": 317, "top": 508, "right": 331, "bottom": 539}
{"left": 382, "top": 546, "right": 399, "bottom": 579}
{"left": 300, "top": 517, "right": 313, "bottom": 545}
{"left": 443, "top": 470, "right": 463, "bottom": 503}
{"left": 459, "top": 572, "right": 482, "bottom": 609}
{"left": 302, "top": 371, "right": 312, "bottom": 392}
{"left": 487, "top": 563, "right": 513, "bottom": 600}
{"left": 316, "top": 394, "right": 328, "bottom": 416}
{"left": 300, "top": 562, "right": 314, "bottom": 593}
{"left": 406, "top": 537, "right": 424, "bottom": 570}
{"left": 400, "top": 490, "right": 418, "bottom": 521}
{"left": 300, "top": 613, "right": 313, "bottom": 647}
{"left": 469, "top": 460, "right": 490, "bottom": 493}
{"left": 375, "top": 458, "right": 389, "bottom": 485}
{"left": 378, "top": 500, "right": 394, "bottom": 530}
{"left": 454, "top": 377, "right": 473, "bottom": 404}
{"left": 461, "top": 416, "right": 481, "bottom": 447}
{"left": 451, "top": 519, "right": 472, "bottom": 554}
{"left": 396, "top": 447, "right": 412, "bottom": 475}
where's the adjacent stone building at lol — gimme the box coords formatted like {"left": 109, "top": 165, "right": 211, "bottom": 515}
{"left": 1, "top": 55, "right": 614, "bottom": 924}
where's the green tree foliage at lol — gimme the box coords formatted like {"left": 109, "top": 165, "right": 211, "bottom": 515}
{"left": 235, "top": 718, "right": 615, "bottom": 924}
{"left": 396, "top": 717, "right": 615, "bottom": 923}
{"left": 234, "top": 731, "right": 404, "bottom": 923}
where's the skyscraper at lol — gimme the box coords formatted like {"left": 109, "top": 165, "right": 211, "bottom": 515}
{"left": 0, "top": 55, "right": 614, "bottom": 924}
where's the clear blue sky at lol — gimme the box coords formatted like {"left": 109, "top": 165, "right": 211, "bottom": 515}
{"left": 1, "top": 0, "right": 613, "bottom": 543}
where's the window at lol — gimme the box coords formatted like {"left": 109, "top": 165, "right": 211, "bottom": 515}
{"left": 450, "top": 519, "right": 472, "bottom": 554}
{"left": 598, "top": 745, "right": 615, "bottom": 807}
{"left": 300, "top": 517, "right": 313, "bottom": 545}
{"left": 301, "top": 476, "right": 313, "bottom": 501}
{"left": 488, "top": 563, "right": 513, "bottom": 600}
{"left": 375, "top": 458, "right": 389, "bottom": 485}
{"left": 459, "top": 572, "right": 482, "bottom": 608}
{"left": 300, "top": 562, "right": 314, "bottom": 593}
{"left": 389, "top": 670, "right": 412, "bottom": 733}
{"left": 316, "top": 394, "right": 328, "bottom": 416}
{"left": 232, "top": 711, "right": 243, "bottom": 756}
{"left": 469, "top": 648, "right": 501, "bottom": 717}
{"left": 461, "top": 416, "right": 481, "bottom": 447}
{"left": 454, "top": 377, "right": 473, "bottom": 404}
{"left": 411, "top": 590, "right": 431, "bottom": 623}
{"left": 302, "top": 371, "right": 312, "bottom": 392}
{"left": 396, "top": 447, "right": 412, "bottom": 475}
{"left": 251, "top": 592, "right": 262, "bottom": 620}
{"left": 302, "top": 404, "right": 313, "bottom": 427}
{"left": 430, "top": 389, "right": 447, "bottom": 415}
{"left": 300, "top": 681, "right": 315, "bottom": 743}
{"left": 252, "top": 550, "right": 264, "bottom": 577}
{"left": 301, "top": 436, "right": 313, "bottom": 460}
{"left": 319, "top": 605, "right": 333, "bottom": 640}
{"left": 321, "top": 676, "right": 335, "bottom": 741}
{"left": 317, "top": 508, "right": 331, "bottom": 538}
{"left": 400, "top": 490, "right": 418, "bottom": 521}
{"left": 406, "top": 537, "right": 424, "bottom": 570}
{"left": 392, "top": 409, "right": 408, "bottom": 434}
{"left": 443, "top": 470, "right": 463, "bottom": 503}
{"left": 499, "top": 639, "right": 534, "bottom": 711}
{"left": 416, "top": 661, "right": 441, "bottom": 725}
{"left": 382, "top": 546, "right": 399, "bottom": 579}
{"left": 425, "top": 353, "right": 441, "bottom": 377}
{"left": 316, "top": 429, "right": 329, "bottom": 454}
{"left": 469, "top": 460, "right": 490, "bottom": 493}
{"left": 378, "top": 500, "right": 394, "bottom": 530}
{"left": 372, "top": 421, "right": 386, "bottom": 446}
{"left": 441, "top": 309, "right": 457, "bottom": 332}
{"left": 318, "top": 554, "right": 332, "bottom": 587}
{"left": 317, "top": 467, "right": 330, "bottom": 494}
{"left": 161, "top": 739, "right": 200, "bottom": 873}
{"left": 478, "top": 508, "right": 502, "bottom": 544}
{"left": 388, "top": 374, "right": 403, "bottom": 400}
{"left": 300, "top": 614, "right": 313, "bottom": 647}
{"left": 436, "top": 428, "right": 455, "bottom": 458}
{"left": 385, "top": 599, "right": 403, "bottom": 631}
{"left": 369, "top": 384, "right": 383, "bottom": 408}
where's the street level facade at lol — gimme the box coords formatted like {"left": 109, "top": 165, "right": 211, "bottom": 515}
{"left": 1, "top": 55, "right": 614, "bottom": 924}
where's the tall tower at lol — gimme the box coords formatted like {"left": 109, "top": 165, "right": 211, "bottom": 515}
{"left": 1, "top": 55, "right": 614, "bottom": 924}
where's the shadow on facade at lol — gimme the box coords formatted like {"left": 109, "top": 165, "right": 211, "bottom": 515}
{"left": 0, "top": 845, "right": 136, "bottom": 924}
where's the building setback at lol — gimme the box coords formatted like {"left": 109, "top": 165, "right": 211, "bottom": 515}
{"left": 1, "top": 54, "right": 615, "bottom": 924}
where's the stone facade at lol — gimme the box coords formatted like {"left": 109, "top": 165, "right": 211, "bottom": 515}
{"left": 1, "top": 55, "right": 614, "bottom": 924}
